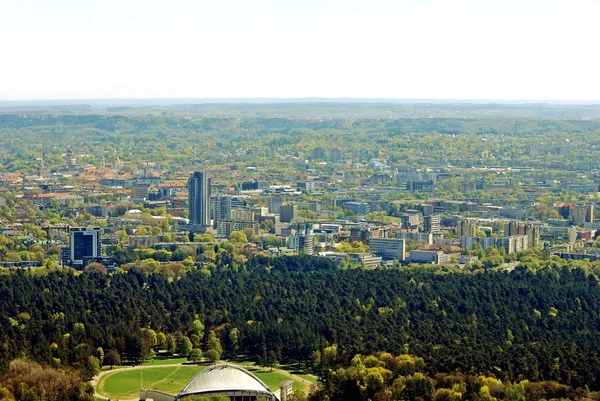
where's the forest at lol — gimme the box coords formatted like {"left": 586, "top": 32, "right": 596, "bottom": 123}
{"left": 0, "top": 255, "right": 599, "bottom": 398}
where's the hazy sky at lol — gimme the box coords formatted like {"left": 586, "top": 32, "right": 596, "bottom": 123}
{"left": 1, "top": 0, "right": 599, "bottom": 100}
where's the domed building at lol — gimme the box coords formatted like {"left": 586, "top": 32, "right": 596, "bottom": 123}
{"left": 176, "top": 363, "right": 277, "bottom": 401}
{"left": 140, "top": 363, "right": 292, "bottom": 401}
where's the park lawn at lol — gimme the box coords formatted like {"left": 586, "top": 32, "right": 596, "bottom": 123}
{"left": 97, "top": 366, "right": 204, "bottom": 399}
{"left": 143, "top": 356, "right": 188, "bottom": 366}
{"left": 296, "top": 374, "right": 318, "bottom": 385}
{"left": 236, "top": 361, "right": 316, "bottom": 391}
{"left": 242, "top": 365, "right": 309, "bottom": 393}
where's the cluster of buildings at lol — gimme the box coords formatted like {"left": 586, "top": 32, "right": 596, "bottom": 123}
{"left": 5, "top": 152, "right": 600, "bottom": 272}
{"left": 42, "top": 169, "right": 600, "bottom": 269}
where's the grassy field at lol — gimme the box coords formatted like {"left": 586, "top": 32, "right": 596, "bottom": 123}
{"left": 97, "top": 366, "right": 204, "bottom": 399}
{"left": 143, "top": 356, "right": 188, "bottom": 366}
{"left": 96, "top": 361, "right": 315, "bottom": 399}
{"left": 296, "top": 373, "right": 318, "bottom": 385}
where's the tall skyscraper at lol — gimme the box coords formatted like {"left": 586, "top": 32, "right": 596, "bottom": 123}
{"left": 188, "top": 171, "right": 211, "bottom": 229}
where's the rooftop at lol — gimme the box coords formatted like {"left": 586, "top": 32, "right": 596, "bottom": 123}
{"left": 176, "top": 363, "right": 275, "bottom": 400}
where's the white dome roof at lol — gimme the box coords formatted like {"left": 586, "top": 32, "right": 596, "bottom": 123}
{"left": 177, "top": 364, "right": 274, "bottom": 399}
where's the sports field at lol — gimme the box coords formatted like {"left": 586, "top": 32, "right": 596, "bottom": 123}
{"left": 97, "top": 365, "right": 203, "bottom": 399}
{"left": 96, "top": 362, "right": 312, "bottom": 400}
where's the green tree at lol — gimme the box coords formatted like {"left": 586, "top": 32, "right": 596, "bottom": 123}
{"left": 156, "top": 332, "right": 167, "bottom": 351}
{"left": 229, "top": 230, "right": 248, "bottom": 244}
{"left": 188, "top": 348, "right": 203, "bottom": 363}
{"left": 104, "top": 349, "right": 121, "bottom": 369}
{"left": 176, "top": 336, "right": 193, "bottom": 357}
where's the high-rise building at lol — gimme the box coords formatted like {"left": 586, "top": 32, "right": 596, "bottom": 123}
{"left": 329, "top": 148, "right": 342, "bottom": 163}
{"left": 504, "top": 221, "right": 540, "bottom": 248}
{"left": 312, "top": 147, "right": 326, "bottom": 160}
{"left": 188, "top": 171, "right": 211, "bottom": 229}
{"left": 287, "top": 235, "right": 314, "bottom": 255}
{"left": 350, "top": 226, "right": 382, "bottom": 243}
{"left": 131, "top": 183, "right": 150, "bottom": 201}
{"left": 423, "top": 215, "right": 441, "bottom": 233}
{"left": 280, "top": 205, "right": 298, "bottom": 223}
{"left": 212, "top": 195, "right": 232, "bottom": 228}
{"left": 556, "top": 203, "right": 595, "bottom": 225}
{"left": 70, "top": 227, "right": 101, "bottom": 268}
{"left": 266, "top": 195, "right": 283, "bottom": 214}
{"left": 457, "top": 219, "right": 477, "bottom": 237}
{"left": 572, "top": 204, "right": 594, "bottom": 225}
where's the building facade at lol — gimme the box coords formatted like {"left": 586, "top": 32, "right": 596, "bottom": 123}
{"left": 188, "top": 171, "right": 211, "bottom": 230}
{"left": 368, "top": 238, "right": 406, "bottom": 261}
{"left": 70, "top": 227, "right": 101, "bottom": 268}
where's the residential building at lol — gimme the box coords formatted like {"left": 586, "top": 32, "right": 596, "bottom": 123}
{"left": 131, "top": 183, "right": 150, "bottom": 201}
{"left": 287, "top": 235, "right": 314, "bottom": 255}
{"left": 396, "top": 231, "right": 433, "bottom": 245}
{"left": 406, "top": 180, "right": 434, "bottom": 192}
{"left": 280, "top": 204, "right": 298, "bottom": 223}
{"left": 457, "top": 218, "right": 477, "bottom": 237}
{"left": 344, "top": 202, "right": 370, "bottom": 215}
{"left": 329, "top": 148, "right": 343, "bottom": 163}
{"left": 350, "top": 226, "right": 382, "bottom": 243}
{"left": 504, "top": 221, "right": 540, "bottom": 248}
{"left": 217, "top": 220, "right": 259, "bottom": 238}
{"left": 266, "top": 195, "right": 283, "bottom": 214}
{"left": 84, "top": 205, "right": 108, "bottom": 218}
{"left": 312, "top": 147, "right": 326, "bottom": 160}
{"left": 398, "top": 212, "right": 420, "bottom": 229}
{"left": 296, "top": 200, "right": 320, "bottom": 213}
{"left": 212, "top": 195, "right": 232, "bottom": 228}
{"left": 297, "top": 181, "right": 316, "bottom": 193}
{"left": 423, "top": 214, "right": 441, "bottom": 233}
{"left": 129, "top": 235, "right": 160, "bottom": 248}
{"left": 230, "top": 208, "right": 256, "bottom": 222}
{"left": 541, "top": 225, "right": 577, "bottom": 243}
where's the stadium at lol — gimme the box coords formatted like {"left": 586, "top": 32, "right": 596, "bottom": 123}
{"left": 139, "top": 363, "right": 293, "bottom": 401}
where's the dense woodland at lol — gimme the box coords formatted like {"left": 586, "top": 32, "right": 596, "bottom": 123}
{"left": 1, "top": 255, "right": 599, "bottom": 399}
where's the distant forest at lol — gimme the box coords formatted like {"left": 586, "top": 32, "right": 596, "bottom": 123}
{"left": 1, "top": 256, "right": 599, "bottom": 391}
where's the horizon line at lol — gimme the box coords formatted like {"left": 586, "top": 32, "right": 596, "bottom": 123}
{"left": 1, "top": 97, "right": 600, "bottom": 106}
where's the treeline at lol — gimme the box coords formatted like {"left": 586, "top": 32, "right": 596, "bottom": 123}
{"left": 308, "top": 352, "right": 600, "bottom": 401}
{"left": 1, "top": 256, "right": 600, "bottom": 391}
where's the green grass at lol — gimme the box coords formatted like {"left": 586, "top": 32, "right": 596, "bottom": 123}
{"left": 240, "top": 364, "right": 313, "bottom": 393}
{"left": 143, "top": 356, "right": 188, "bottom": 366}
{"left": 97, "top": 366, "right": 204, "bottom": 399}
{"left": 242, "top": 366, "right": 295, "bottom": 389}
{"left": 296, "top": 374, "right": 318, "bottom": 385}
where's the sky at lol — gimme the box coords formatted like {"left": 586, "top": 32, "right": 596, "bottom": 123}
{"left": 1, "top": 0, "right": 599, "bottom": 101}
